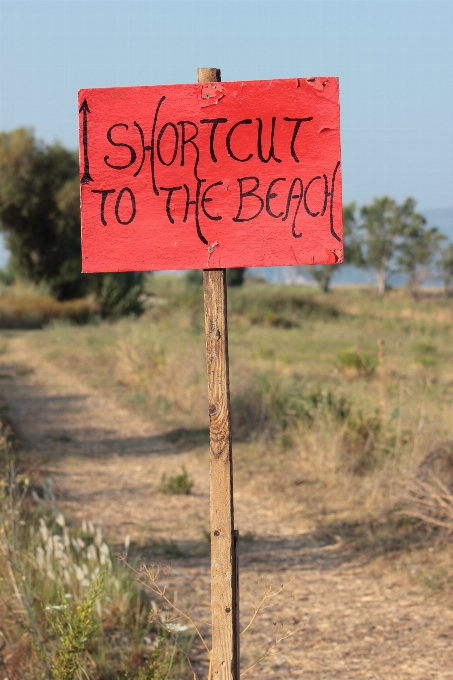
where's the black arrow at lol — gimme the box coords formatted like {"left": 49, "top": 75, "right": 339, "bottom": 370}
{"left": 79, "top": 99, "right": 93, "bottom": 184}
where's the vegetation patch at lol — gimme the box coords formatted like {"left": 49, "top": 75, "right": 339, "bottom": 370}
{"left": 159, "top": 466, "right": 194, "bottom": 495}
{"left": 0, "top": 424, "right": 190, "bottom": 679}
{"left": 0, "top": 286, "right": 93, "bottom": 328}
{"left": 335, "top": 350, "right": 377, "bottom": 377}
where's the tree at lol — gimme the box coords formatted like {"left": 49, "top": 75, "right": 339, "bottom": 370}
{"left": 310, "top": 265, "right": 336, "bottom": 293}
{"left": 0, "top": 128, "right": 84, "bottom": 299}
{"left": 309, "top": 202, "right": 362, "bottom": 292}
{"left": 396, "top": 221, "right": 441, "bottom": 297}
{"left": 359, "top": 196, "right": 425, "bottom": 296}
{"left": 343, "top": 202, "right": 364, "bottom": 267}
{"left": 0, "top": 128, "right": 143, "bottom": 316}
{"left": 226, "top": 268, "right": 245, "bottom": 287}
{"left": 437, "top": 242, "right": 453, "bottom": 296}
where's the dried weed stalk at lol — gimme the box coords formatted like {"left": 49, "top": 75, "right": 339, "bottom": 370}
{"left": 403, "top": 474, "right": 453, "bottom": 530}
{"left": 123, "top": 560, "right": 299, "bottom": 679}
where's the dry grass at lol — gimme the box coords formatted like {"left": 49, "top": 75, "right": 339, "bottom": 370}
{"left": 0, "top": 284, "right": 93, "bottom": 328}
{"left": 27, "top": 277, "right": 453, "bottom": 529}
{"left": 2, "top": 280, "right": 453, "bottom": 677}
{"left": 404, "top": 475, "right": 453, "bottom": 529}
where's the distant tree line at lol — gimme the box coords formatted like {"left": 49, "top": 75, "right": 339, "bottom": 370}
{"left": 1, "top": 128, "right": 452, "bottom": 308}
{"left": 309, "top": 197, "right": 453, "bottom": 296}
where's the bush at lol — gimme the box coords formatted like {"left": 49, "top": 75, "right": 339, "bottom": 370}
{"left": 159, "top": 466, "right": 194, "bottom": 495}
{"left": 231, "top": 373, "right": 350, "bottom": 440}
{"left": 226, "top": 268, "right": 245, "bottom": 287}
{"left": 335, "top": 350, "right": 377, "bottom": 377}
{"left": 340, "top": 411, "right": 382, "bottom": 475}
{"left": 89, "top": 272, "right": 144, "bottom": 320}
{"left": 229, "top": 287, "right": 338, "bottom": 328}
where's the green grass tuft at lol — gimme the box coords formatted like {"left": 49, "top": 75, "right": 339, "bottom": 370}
{"left": 159, "top": 466, "right": 194, "bottom": 495}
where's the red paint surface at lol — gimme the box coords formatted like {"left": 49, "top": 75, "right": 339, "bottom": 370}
{"left": 78, "top": 77, "right": 342, "bottom": 272}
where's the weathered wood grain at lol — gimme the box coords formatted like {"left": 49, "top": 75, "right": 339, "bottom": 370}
{"left": 200, "top": 65, "right": 239, "bottom": 680}
{"left": 197, "top": 67, "right": 221, "bottom": 83}
{"left": 203, "top": 260, "right": 239, "bottom": 679}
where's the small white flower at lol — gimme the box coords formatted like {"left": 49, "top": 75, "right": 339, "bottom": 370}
{"left": 166, "top": 623, "right": 188, "bottom": 633}
{"left": 100, "top": 555, "right": 112, "bottom": 570}
{"left": 88, "top": 521, "right": 95, "bottom": 535}
{"left": 53, "top": 534, "right": 62, "bottom": 546}
{"left": 45, "top": 605, "right": 66, "bottom": 610}
{"left": 58, "top": 555, "right": 69, "bottom": 570}
{"left": 94, "top": 526, "right": 102, "bottom": 547}
{"left": 75, "top": 566, "right": 84, "bottom": 582}
{"left": 36, "top": 546, "right": 45, "bottom": 570}
{"left": 124, "top": 534, "right": 131, "bottom": 551}
{"left": 99, "top": 542, "right": 109, "bottom": 557}
{"left": 56, "top": 513, "right": 65, "bottom": 528}
{"left": 82, "top": 520, "right": 88, "bottom": 534}
{"left": 87, "top": 544, "right": 98, "bottom": 562}
{"left": 39, "top": 520, "right": 48, "bottom": 543}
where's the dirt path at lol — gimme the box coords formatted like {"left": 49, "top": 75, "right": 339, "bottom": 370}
{"left": 1, "top": 331, "right": 452, "bottom": 678}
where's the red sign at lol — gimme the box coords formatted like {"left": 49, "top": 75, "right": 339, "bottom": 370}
{"left": 78, "top": 77, "right": 342, "bottom": 272}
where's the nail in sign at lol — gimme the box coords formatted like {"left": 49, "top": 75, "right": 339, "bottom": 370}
{"left": 78, "top": 77, "right": 342, "bottom": 272}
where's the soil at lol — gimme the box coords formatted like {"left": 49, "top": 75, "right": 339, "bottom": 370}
{"left": 1, "top": 331, "right": 452, "bottom": 679}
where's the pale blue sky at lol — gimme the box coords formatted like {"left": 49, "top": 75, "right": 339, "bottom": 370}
{"left": 0, "top": 0, "right": 452, "bottom": 213}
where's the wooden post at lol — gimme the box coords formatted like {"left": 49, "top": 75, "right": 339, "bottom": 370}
{"left": 200, "top": 64, "right": 239, "bottom": 680}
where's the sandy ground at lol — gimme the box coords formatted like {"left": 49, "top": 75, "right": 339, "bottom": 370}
{"left": 1, "top": 331, "right": 452, "bottom": 679}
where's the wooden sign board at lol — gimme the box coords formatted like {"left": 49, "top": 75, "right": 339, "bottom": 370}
{"left": 78, "top": 77, "right": 342, "bottom": 272}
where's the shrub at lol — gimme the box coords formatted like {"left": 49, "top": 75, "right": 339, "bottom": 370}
{"left": 89, "top": 272, "right": 144, "bottom": 320}
{"left": 159, "top": 466, "right": 194, "bottom": 495}
{"left": 335, "top": 350, "right": 377, "bottom": 377}
{"left": 340, "top": 411, "right": 382, "bottom": 475}
{"left": 229, "top": 287, "right": 338, "bottom": 327}
{"left": 231, "top": 374, "right": 350, "bottom": 440}
{"left": 413, "top": 342, "right": 438, "bottom": 366}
